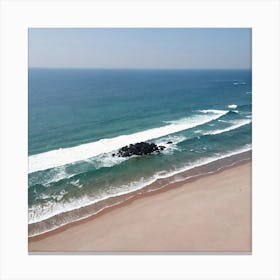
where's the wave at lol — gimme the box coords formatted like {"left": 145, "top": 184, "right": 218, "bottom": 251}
{"left": 203, "top": 119, "right": 252, "bottom": 135}
{"left": 30, "top": 117, "right": 251, "bottom": 187}
{"left": 153, "top": 135, "right": 187, "bottom": 154}
{"left": 29, "top": 135, "right": 187, "bottom": 188}
{"left": 28, "top": 110, "right": 228, "bottom": 173}
{"left": 28, "top": 144, "right": 251, "bottom": 228}
{"left": 28, "top": 166, "right": 74, "bottom": 187}
{"left": 70, "top": 179, "right": 83, "bottom": 189}
{"left": 228, "top": 104, "right": 237, "bottom": 109}
{"left": 197, "top": 109, "right": 225, "bottom": 114}
{"left": 86, "top": 134, "right": 187, "bottom": 170}
{"left": 225, "top": 110, "right": 239, "bottom": 116}
{"left": 85, "top": 152, "right": 128, "bottom": 169}
{"left": 233, "top": 81, "right": 246, "bottom": 85}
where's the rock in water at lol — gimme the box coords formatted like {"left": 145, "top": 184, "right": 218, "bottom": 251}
{"left": 167, "top": 141, "right": 173, "bottom": 144}
{"left": 116, "top": 142, "right": 166, "bottom": 157}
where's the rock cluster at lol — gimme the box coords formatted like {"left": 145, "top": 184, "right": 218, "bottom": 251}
{"left": 113, "top": 142, "right": 166, "bottom": 157}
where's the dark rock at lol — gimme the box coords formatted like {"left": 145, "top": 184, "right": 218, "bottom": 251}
{"left": 167, "top": 141, "right": 173, "bottom": 144}
{"left": 112, "top": 153, "right": 115, "bottom": 157}
{"left": 116, "top": 142, "right": 165, "bottom": 157}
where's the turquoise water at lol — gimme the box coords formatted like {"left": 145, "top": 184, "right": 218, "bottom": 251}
{"left": 28, "top": 69, "right": 252, "bottom": 235}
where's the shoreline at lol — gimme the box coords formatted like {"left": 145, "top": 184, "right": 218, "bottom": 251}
{"left": 29, "top": 158, "right": 251, "bottom": 252}
{"left": 29, "top": 150, "right": 251, "bottom": 239}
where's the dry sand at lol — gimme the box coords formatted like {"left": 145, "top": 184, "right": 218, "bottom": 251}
{"left": 29, "top": 162, "right": 251, "bottom": 252}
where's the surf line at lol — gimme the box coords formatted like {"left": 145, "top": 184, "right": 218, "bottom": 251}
{"left": 29, "top": 110, "right": 228, "bottom": 173}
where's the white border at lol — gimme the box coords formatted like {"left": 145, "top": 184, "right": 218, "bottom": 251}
{"left": 0, "top": 0, "right": 279, "bottom": 279}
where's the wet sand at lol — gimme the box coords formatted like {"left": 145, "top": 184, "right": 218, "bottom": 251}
{"left": 29, "top": 162, "right": 251, "bottom": 252}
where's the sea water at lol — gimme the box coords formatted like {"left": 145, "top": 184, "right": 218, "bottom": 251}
{"left": 28, "top": 69, "right": 252, "bottom": 236}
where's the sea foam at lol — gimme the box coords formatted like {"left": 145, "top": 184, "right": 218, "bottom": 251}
{"left": 28, "top": 144, "right": 251, "bottom": 226}
{"left": 29, "top": 110, "right": 228, "bottom": 173}
{"left": 204, "top": 119, "right": 252, "bottom": 136}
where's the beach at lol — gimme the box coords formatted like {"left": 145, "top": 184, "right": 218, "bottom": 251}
{"left": 28, "top": 69, "right": 252, "bottom": 239}
{"left": 29, "top": 161, "right": 251, "bottom": 252}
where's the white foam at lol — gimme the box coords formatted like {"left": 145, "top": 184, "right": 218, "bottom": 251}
{"left": 228, "top": 104, "right": 237, "bottom": 109}
{"left": 70, "top": 179, "right": 83, "bottom": 189}
{"left": 197, "top": 109, "right": 225, "bottom": 114}
{"left": 52, "top": 189, "right": 68, "bottom": 202}
{"left": 154, "top": 135, "right": 187, "bottom": 154}
{"left": 86, "top": 152, "right": 128, "bottom": 169}
{"left": 29, "top": 110, "right": 228, "bottom": 173}
{"left": 233, "top": 81, "right": 246, "bottom": 85}
{"left": 155, "top": 135, "right": 186, "bottom": 145}
{"left": 70, "top": 179, "right": 80, "bottom": 186}
{"left": 204, "top": 119, "right": 252, "bottom": 136}
{"left": 28, "top": 165, "right": 74, "bottom": 188}
{"left": 28, "top": 144, "right": 252, "bottom": 226}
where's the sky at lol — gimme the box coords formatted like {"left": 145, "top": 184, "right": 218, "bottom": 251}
{"left": 29, "top": 28, "right": 251, "bottom": 69}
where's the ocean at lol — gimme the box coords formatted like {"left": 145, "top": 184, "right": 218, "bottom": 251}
{"left": 28, "top": 69, "right": 252, "bottom": 236}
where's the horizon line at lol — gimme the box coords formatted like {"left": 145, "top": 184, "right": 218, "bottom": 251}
{"left": 28, "top": 67, "right": 252, "bottom": 71}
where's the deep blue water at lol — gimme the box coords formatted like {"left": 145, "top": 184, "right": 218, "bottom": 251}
{"left": 28, "top": 69, "right": 252, "bottom": 234}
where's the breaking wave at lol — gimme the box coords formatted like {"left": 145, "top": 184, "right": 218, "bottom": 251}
{"left": 29, "top": 110, "right": 228, "bottom": 173}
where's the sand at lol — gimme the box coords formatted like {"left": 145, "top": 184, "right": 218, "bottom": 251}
{"left": 29, "top": 162, "right": 251, "bottom": 252}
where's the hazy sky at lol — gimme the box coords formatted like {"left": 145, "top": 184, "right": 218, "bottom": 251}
{"left": 29, "top": 28, "right": 251, "bottom": 69}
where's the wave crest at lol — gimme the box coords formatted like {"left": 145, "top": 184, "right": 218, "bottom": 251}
{"left": 203, "top": 119, "right": 252, "bottom": 136}
{"left": 29, "top": 110, "right": 228, "bottom": 173}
